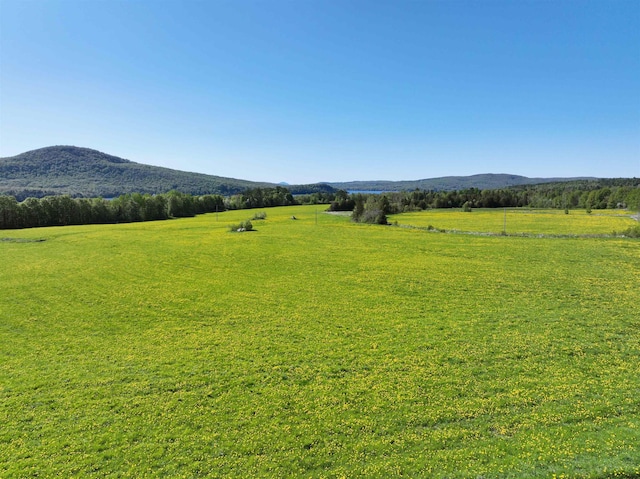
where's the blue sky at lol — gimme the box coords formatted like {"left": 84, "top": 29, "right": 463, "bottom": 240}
{"left": 1, "top": 0, "right": 638, "bottom": 183}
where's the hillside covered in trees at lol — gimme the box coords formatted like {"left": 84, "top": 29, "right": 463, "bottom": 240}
{"left": 328, "top": 174, "right": 596, "bottom": 192}
{"left": 0, "top": 146, "right": 608, "bottom": 200}
{"left": 1, "top": 145, "right": 638, "bottom": 230}
{"left": 0, "top": 146, "right": 334, "bottom": 199}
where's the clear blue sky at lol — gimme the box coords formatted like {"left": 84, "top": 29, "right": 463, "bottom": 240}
{"left": 1, "top": 0, "right": 638, "bottom": 183}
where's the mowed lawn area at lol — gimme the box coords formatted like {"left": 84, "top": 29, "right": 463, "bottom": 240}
{"left": 1, "top": 205, "right": 639, "bottom": 478}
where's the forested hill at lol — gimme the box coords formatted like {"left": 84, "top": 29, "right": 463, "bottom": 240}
{"left": 0, "top": 146, "right": 280, "bottom": 200}
{"left": 0, "top": 145, "right": 615, "bottom": 201}
{"left": 328, "top": 174, "right": 596, "bottom": 192}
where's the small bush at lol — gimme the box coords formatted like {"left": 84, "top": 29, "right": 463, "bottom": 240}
{"left": 357, "top": 209, "right": 387, "bottom": 225}
{"left": 229, "top": 220, "right": 253, "bottom": 232}
{"left": 616, "top": 225, "right": 640, "bottom": 238}
{"left": 462, "top": 201, "right": 472, "bottom": 212}
{"left": 252, "top": 212, "right": 267, "bottom": 220}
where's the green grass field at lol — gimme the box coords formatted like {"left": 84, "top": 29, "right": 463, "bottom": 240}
{"left": 1, "top": 206, "right": 639, "bottom": 478}
{"left": 388, "top": 208, "right": 638, "bottom": 236}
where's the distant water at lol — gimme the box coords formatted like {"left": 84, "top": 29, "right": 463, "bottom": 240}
{"left": 347, "top": 190, "right": 387, "bottom": 194}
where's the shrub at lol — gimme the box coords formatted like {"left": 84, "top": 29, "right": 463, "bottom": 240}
{"left": 252, "top": 212, "right": 267, "bottom": 220}
{"left": 359, "top": 208, "right": 387, "bottom": 225}
{"left": 616, "top": 225, "right": 640, "bottom": 238}
{"left": 229, "top": 220, "right": 253, "bottom": 232}
{"left": 351, "top": 195, "right": 388, "bottom": 225}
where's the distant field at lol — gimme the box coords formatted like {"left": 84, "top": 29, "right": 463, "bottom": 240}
{"left": 1, "top": 205, "right": 639, "bottom": 478}
{"left": 388, "top": 208, "right": 638, "bottom": 236}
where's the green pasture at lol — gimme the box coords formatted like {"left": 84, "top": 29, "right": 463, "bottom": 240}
{"left": 388, "top": 208, "right": 637, "bottom": 236}
{"left": 1, "top": 205, "right": 639, "bottom": 478}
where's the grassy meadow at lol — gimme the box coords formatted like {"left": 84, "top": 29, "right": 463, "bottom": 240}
{"left": 1, "top": 206, "right": 639, "bottom": 478}
{"left": 388, "top": 208, "right": 638, "bottom": 236}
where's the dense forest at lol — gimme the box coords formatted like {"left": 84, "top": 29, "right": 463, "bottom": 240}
{"left": 0, "top": 192, "right": 224, "bottom": 229}
{"left": 0, "top": 184, "right": 313, "bottom": 229}
{"left": 0, "top": 186, "right": 303, "bottom": 229}
{"left": 1, "top": 179, "right": 638, "bottom": 230}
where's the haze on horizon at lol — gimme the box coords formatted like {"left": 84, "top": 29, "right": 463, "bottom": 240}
{"left": 1, "top": 0, "right": 638, "bottom": 184}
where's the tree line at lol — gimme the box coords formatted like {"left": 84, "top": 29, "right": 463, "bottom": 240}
{"left": 0, "top": 192, "right": 224, "bottom": 229}
{"left": 226, "top": 186, "right": 296, "bottom": 209}
{"left": 372, "top": 183, "right": 640, "bottom": 212}
{"left": 0, "top": 187, "right": 304, "bottom": 229}
{"left": 1, "top": 181, "right": 638, "bottom": 229}
{"left": 329, "top": 181, "right": 640, "bottom": 224}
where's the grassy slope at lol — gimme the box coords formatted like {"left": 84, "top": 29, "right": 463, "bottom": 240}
{"left": 1, "top": 207, "right": 639, "bottom": 478}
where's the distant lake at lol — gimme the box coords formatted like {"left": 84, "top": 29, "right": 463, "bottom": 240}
{"left": 347, "top": 190, "right": 388, "bottom": 194}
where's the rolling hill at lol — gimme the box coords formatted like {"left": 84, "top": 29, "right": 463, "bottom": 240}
{"left": 0, "top": 146, "right": 280, "bottom": 199}
{"left": 1, "top": 145, "right": 601, "bottom": 200}
{"left": 327, "top": 174, "right": 596, "bottom": 192}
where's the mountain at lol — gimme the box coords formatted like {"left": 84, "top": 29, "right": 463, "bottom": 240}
{"left": 1, "top": 146, "right": 603, "bottom": 200}
{"left": 0, "top": 146, "right": 280, "bottom": 200}
{"left": 327, "top": 174, "right": 597, "bottom": 192}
